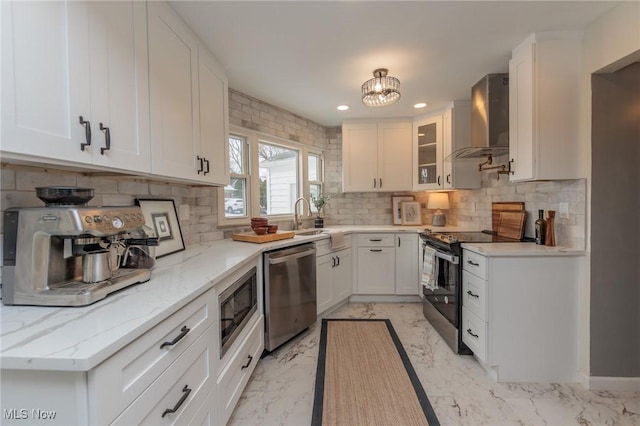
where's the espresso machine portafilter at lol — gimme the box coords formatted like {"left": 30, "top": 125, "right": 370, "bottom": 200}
{"left": 2, "top": 187, "right": 159, "bottom": 307}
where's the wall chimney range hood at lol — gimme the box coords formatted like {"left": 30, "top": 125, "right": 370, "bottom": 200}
{"left": 450, "top": 74, "right": 509, "bottom": 159}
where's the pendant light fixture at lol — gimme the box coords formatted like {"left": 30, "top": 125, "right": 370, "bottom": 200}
{"left": 361, "top": 68, "right": 401, "bottom": 107}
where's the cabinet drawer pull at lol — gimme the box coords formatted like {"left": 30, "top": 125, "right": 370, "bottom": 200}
{"left": 370, "top": 249, "right": 382, "bottom": 252}
{"left": 332, "top": 256, "right": 336, "bottom": 268}
{"left": 204, "top": 158, "right": 210, "bottom": 175}
{"left": 99, "top": 123, "right": 110, "bottom": 155}
{"left": 466, "top": 290, "right": 479, "bottom": 298}
{"left": 398, "top": 237, "right": 401, "bottom": 247}
{"left": 241, "top": 354, "right": 254, "bottom": 370}
{"left": 196, "top": 155, "right": 204, "bottom": 174}
{"left": 467, "top": 260, "right": 480, "bottom": 266}
{"left": 466, "top": 328, "right": 479, "bottom": 338}
{"left": 369, "top": 238, "right": 382, "bottom": 242}
{"left": 161, "top": 385, "right": 191, "bottom": 418}
{"left": 160, "top": 325, "right": 190, "bottom": 349}
{"left": 336, "top": 256, "right": 340, "bottom": 266}
{"left": 79, "top": 116, "right": 91, "bottom": 151}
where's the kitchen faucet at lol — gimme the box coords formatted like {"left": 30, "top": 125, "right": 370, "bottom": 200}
{"left": 293, "top": 197, "right": 312, "bottom": 230}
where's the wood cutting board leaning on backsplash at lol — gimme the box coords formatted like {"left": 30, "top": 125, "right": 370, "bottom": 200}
{"left": 492, "top": 202, "right": 526, "bottom": 239}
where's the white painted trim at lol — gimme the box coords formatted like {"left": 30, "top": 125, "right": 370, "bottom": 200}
{"left": 588, "top": 376, "right": 640, "bottom": 391}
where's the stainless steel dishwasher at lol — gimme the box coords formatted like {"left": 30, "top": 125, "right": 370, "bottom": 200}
{"left": 263, "top": 242, "right": 316, "bottom": 352}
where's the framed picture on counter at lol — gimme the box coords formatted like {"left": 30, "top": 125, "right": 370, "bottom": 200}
{"left": 401, "top": 201, "right": 422, "bottom": 225}
{"left": 391, "top": 195, "right": 415, "bottom": 225}
{"left": 136, "top": 199, "right": 185, "bottom": 258}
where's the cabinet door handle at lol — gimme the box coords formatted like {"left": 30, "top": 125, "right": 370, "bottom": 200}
{"left": 196, "top": 155, "right": 204, "bottom": 174}
{"left": 332, "top": 256, "right": 336, "bottom": 268}
{"left": 204, "top": 158, "right": 210, "bottom": 175}
{"left": 373, "top": 178, "right": 377, "bottom": 188}
{"left": 437, "top": 176, "right": 441, "bottom": 186}
{"left": 379, "top": 178, "right": 382, "bottom": 188}
{"left": 99, "top": 123, "right": 110, "bottom": 155}
{"left": 398, "top": 237, "right": 401, "bottom": 247}
{"left": 446, "top": 174, "right": 451, "bottom": 184}
{"left": 466, "top": 328, "right": 479, "bottom": 338}
{"left": 161, "top": 385, "right": 191, "bottom": 418}
{"left": 467, "top": 260, "right": 480, "bottom": 266}
{"left": 79, "top": 116, "right": 91, "bottom": 151}
{"left": 241, "top": 354, "right": 254, "bottom": 370}
{"left": 370, "top": 249, "right": 382, "bottom": 252}
{"left": 160, "top": 325, "right": 190, "bottom": 349}
{"left": 369, "top": 238, "right": 382, "bottom": 242}
{"left": 336, "top": 255, "right": 340, "bottom": 266}
{"left": 466, "top": 290, "right": 479, "bottom": 298}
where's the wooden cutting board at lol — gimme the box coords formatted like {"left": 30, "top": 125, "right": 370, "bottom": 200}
{"left": 492, "top": 202, "right": 525, "bottom": 231}
{"left": 232, "top": 231, "right": 295, "bottom": 243}
{"left": 497, "top": 211, "right": 526, "bottom": 240}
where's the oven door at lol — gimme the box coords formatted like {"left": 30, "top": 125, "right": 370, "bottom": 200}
{"left": 422, "top": 245, "right": 459, "bottom": 327}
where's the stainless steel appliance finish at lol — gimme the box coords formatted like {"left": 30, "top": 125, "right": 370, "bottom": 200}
{"left": 263, "top": 243, "right": 316, "bottom": 352}
{"left": 451, "top": 74, "right": 509, "bottom": 159}
{"left": 219, "top": 267, "right": 258, "bottom": 358}
{"left": 2, "top": 205, "right": 157, "bottom": 306}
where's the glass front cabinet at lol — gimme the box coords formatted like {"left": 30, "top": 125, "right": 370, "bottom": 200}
{"left": 413, "top": 114, "right": 443, "bottom": 190}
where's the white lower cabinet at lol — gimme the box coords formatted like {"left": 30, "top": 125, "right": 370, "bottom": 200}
{"left": 355, "top": 233, "right": 419, "bottom": 296}
{"left": 217, "top": 315, "right": 264, "bottom": 425}
{"left": 395, "top": 234, "right": 419, "bottom": 295}
{"left": 461, "top": 247, "right": 580, "bottom": 382}
{"left": 316, "top": 239, "right": 353, "bottom": 315}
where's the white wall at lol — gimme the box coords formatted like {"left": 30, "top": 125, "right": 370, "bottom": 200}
{"left": 578, "top": 1, "right": 640, "bottom": 381}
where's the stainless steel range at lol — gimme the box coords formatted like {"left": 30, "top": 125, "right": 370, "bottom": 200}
{"left": 419, "top": 230, "right": 523, "bottom": 354}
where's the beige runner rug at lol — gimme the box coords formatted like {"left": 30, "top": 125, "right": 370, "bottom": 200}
{"left": 312, "top": 319, "right": 439, "bottom": 426}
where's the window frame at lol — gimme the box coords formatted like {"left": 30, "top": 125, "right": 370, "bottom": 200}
{"left": 218, "top": 125, "right": 324, "bottom": 227}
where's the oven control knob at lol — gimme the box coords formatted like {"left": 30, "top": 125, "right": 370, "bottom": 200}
{"left": 448, "top": 236, "right": 458, "bottom": 243}
{"left": 93, "top": 215, "right": 103, "bottom": 224}
{"left": 111, "top": 216, "right": 124, "bottom": 229}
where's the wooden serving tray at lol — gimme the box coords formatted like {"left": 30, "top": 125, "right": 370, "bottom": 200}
{"left": 231, "top": 231, "right": 295, "bottom": 243}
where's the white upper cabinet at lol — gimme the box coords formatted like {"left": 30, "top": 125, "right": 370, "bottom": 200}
{"left": 342, "top": 120, "right": 412, "bottom": 192}
{"left": 1, "top": 1, "right": 151, "bottom": 172}
{"left": 148, "top": 1, "right": 229, "bottom": 185}
{"left": 413, "top": 102, "right": 480, "bottom": 191}
{"left": 413, "top": 114, "right": 443, "bottom": 190}
{"left": 509, "top": 32, "right": 583, "bottom": 182}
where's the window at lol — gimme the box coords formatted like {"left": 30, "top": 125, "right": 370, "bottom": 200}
{"left": 308, "top": 153, "right": 323, "bottom": 214}
{"left": 259, "top": 142, "right": 299, "bottom": 215}
{"left": 219, "top": 127, "right": 323, "bottom": 225}
{"left": 225, "top": 135, "right": 249, "bottom": 218}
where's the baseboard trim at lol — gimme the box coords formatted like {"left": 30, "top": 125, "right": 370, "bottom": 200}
{"left": 587, "top": 375, "right": 640, "bottom": 391}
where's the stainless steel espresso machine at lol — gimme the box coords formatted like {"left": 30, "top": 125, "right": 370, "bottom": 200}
{"left": 2, "top": 187, "right": 158, "bottom": 307}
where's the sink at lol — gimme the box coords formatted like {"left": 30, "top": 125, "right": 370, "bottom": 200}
{"left": 295, "top": 230, "right": 325, "bottom": 236}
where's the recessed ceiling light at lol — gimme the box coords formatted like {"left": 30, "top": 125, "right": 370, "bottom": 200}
{"left": 414, "top": 102, "right": 427, "bottom": 109}
{"left": 337, "top": 105, "right": 350, "bottom": 111}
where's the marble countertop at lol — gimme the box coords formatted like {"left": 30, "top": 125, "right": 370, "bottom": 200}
{"left": 461, "top": 242, "right": 585, "bottom": 257}
{"left": 0, "top": 225, "right": 581, "bottom": 371}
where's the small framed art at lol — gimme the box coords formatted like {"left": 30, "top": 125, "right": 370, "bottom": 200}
{"left": 391, "top": 195, "right": 415, "bottom": 225}
{"left": 136, "top": 199, "right": 185, "bottom": 258}
{"left": 401, "top": 201, "right": 422, "bottom": 225}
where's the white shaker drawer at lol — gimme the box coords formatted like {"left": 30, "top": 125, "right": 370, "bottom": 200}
{"left": 111, "top": 326, "right": 216, "bottom": 425}
{"left": 462, "top": 307, "right": 487, "bottom": 364}
{"left": 462, "top": 250, "right": 487, "bottom": 279}
{"left": 356, "top": 233, "right": 394, "bottom": 247}
{"left": 217, "top": 314, "right": 264, "bottom": 426}
{"left": 462, "top": 272, "right": 487, "bottom": 320}
{"left": 90, "top": 287, "right": 217, "bottom": 424}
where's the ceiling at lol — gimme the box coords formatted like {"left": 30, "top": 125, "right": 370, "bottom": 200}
{"left": 170, "top": 1, "right": 618, "bottom": 127}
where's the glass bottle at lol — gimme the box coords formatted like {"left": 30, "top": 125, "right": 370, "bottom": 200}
{"left": 535, "top": 209, "right": 546, "bottom": 245}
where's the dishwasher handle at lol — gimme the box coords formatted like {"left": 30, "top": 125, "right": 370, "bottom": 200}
{"left": 268, "top": 247, "right": 316, "bottom": 265}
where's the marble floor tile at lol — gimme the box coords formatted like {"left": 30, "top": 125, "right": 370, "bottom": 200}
{"left": 229, "top": 303, "right": 640, "bottom": 426}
